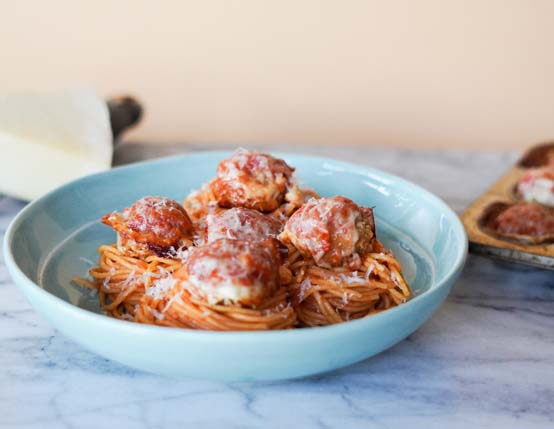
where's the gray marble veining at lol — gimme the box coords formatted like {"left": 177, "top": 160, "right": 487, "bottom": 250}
{"left": 1, "top": 145, "right": 553, "bottom": 429}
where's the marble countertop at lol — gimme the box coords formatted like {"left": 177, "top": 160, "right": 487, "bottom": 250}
{"left": 1, "top": 145, "right": 553, "bottom": 429}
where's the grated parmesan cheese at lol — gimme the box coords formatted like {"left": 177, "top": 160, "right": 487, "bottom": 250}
{"left": 162, "top": 290, "right": 185, "bottom": 313}
{"left": 149, "top": 308, "right": 165, "bottom": 320}
{"left": 121, "top": 269, "right": 137, "bottom": 287}
{"left": 297, "top": 279, "right": 312, "bottom": 303}
{"left": 365, "top": 263, "right": 375, "bottom": 280}
{"left": 339, "top": 273, "right": 366, "bottom": 285}
{"left": 145, "top": 275, "right": 177, "bottom": 300}
{"left": 167, "top": 246, "right": 190, "bottom": 262}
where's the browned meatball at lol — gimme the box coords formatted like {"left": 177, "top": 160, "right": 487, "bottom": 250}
{"left": 493, "top": 202, "right": 554, "bottom": 239}
{"left": 102, "top": 196, "right": 194, "bottom": 257}
{"left": 206, "top": 207, "right": 283, "bottom": 243}
{"left": 177, "top": 238, "right": 280, "bottom": 306}
{"left": 209, "top": 149, "right": 302, "bottom": 212}
{"left": 279, "top": 196, "right": 376, "bottom": 267}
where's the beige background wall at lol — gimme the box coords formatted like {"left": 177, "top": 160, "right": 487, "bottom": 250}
{"left": 2, "top": 1, "right": 554, "bottom": 149}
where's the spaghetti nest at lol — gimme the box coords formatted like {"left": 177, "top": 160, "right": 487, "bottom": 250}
{"left": 135, "top": 286, "right": 296, "bottom": 331}
{"left": 74, "top": 244, "right": 183, "bottom": 320}
{"left": 282, "top": 243, "right": 411, "bottom": 327}
{"left": 77, "top": 244, "right": 297, "bottom": 331}
{"left": 77, "top": 240, "right": 410, "bottom": 330}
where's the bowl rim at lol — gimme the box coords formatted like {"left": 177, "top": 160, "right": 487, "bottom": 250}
{"left": 3, "top": 150, "right": 468, "bottom": 339}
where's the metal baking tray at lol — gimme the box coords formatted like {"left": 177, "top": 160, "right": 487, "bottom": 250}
{"left": 461, "top": 142, "right": 554, "bottom": 270}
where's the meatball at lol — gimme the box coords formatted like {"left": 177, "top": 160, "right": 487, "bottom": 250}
{"left": 206, "top": 208, "right": 282, "bottom": 243}
{"left": 102, "top": 196, "right": 194, "bottom": 257}
{"left": 209, "top": 148, "right": 302, "bottom": 212}
{"left": 279, "top": 196, "right": 376, "bottom": 267}
{"left": 493, "top": 202, "right": 554, "bottom": 239}
{"left": 517, "top": 167, "right": 554, "bottom": 207}
{"left": 179, "top": 238, "right": 280, "bottom": 306}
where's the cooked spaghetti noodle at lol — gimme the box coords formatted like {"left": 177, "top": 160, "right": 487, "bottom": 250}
{"left": 135, "top": 286, "right": 296, "bottom": 331}
{"left": 183, "top": 183, "right": 221, "bottom": 223}
{"left": 77, "top": 149, "right": 411, "bottom": 331}
{"left": 282, "top": 243, "right": 411, "bottom": 326}
{"left": 74, "top": 244, "right": 184, "bottom": 320}
{"left": 184, "top": 182, "right": 319, "bottom": 224}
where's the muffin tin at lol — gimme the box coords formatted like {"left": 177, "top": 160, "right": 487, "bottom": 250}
{"left": 461, "top": 142, "right": 554, "bottom": 269}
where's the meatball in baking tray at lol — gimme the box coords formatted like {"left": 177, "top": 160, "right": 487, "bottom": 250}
{"left": 461, "top": 142, "right": 554, "bottom": 269}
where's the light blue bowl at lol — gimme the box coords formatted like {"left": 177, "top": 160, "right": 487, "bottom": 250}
{"left": 4, "top": 151, "right": 467, "bottom": 381}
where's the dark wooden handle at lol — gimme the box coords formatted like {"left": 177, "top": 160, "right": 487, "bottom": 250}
{"left": 107, "top": 96, "right": 143, "bottom": 143}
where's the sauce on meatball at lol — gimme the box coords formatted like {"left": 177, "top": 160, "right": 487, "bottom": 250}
{"left": 179, "top": 238, "right": 280, "bottom": 306}
{"left": 102, "top": 196, "right": 194, "bottom": 256}
{"left": 279, "top": 196, "right": 376, "bottom": 267}
{"left": 206, "top": 207, "right": 282, "bottom": 243}
{"left": 209, "top": 148, "right": 301, "bottom": 212}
